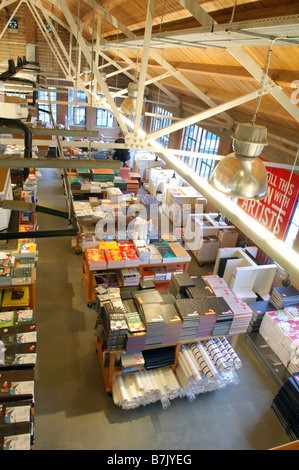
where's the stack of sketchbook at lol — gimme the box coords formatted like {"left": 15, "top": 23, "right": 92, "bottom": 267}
{"left": 270, "top": 285, "right": 299, "bottom": 310}
{"left": 210, "top": 297, "right": 233, "bottom": 336}
{"left": 212, "top": 287, "right": 253, "bottom": 335}
{"left": 161, "top": 303, "right": 183, "bottom": 344}
{"left": 272, "top": 372, "right": 299, "bottom": 440}
{"left": 169, "top": 272, "right": 195, "bottom": 297}
{"left": 247, "top": 300, "right": 277, "bottom": 333}
{"left": 139, "top": 303, "right": 165, "bottom": 347}
{"left": 186, "top": 276, "right": 216, "bottom": 299}
{"left": 174, "top": 298, "right": 201, "bottom": 340}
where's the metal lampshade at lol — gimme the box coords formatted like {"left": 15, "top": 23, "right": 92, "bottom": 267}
{"left": 209, "top": 123, "right": 268, "bottom": 199}
{"left": 120, "top": 82, "right": 145, "bottom": 116}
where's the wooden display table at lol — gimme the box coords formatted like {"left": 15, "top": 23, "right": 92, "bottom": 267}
{"left": 81, "top": 252, "right": 190, "bottom": 306}
{"left": 95, "top": 333, "right": 238, "bottom": 393}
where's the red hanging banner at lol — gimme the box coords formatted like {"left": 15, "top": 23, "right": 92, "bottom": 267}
{"left": 237, "top": 159, "right": 299, "bottom": 240}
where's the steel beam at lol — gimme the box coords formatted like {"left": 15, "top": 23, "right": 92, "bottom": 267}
{"left": 146, "top": 86, "right": 273, "bottom": 141}
{"left": 134, "top": 0, "right": 156, "bottom": 133}
{"left": 57, "top": 0, "right": 128, "bottom": 136}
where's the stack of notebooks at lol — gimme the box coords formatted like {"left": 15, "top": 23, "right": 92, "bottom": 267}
{"left": 161, "top": 303, "right": 183, "bottom": 344}
{"left": 120, "top": 351, "right": 145, "bottom": 374}
{"left": 102, "top": 302, "right": 128, "bottom": 351}
{"left": 85, "top": 248, "right": 107, "bottom": 270}
{"left": 133, "top": 289, "right": 165, "bottom": 309}
{"left": 174, "top": 298, "right": 201, "bottom": 340}
{"left": 120, "top": 268, "right": 141, "bottom": 286}
{"left": 168, "top": 272, "right": 195, "bottom": 297}
{"left": 139, "top": 303, "right": 165, "bottom": 347}
{"left": 270, "top": 285, "right": 299, "bottom": 310}
{"left": 0, "top": 399, "right": 34, "bottom": 450}
{"left": 212, "top": 287, "right": 253, "bottom": 335}
{"left": 92, "top": 169, "right": 115, "bottom": 182}
{"left": 272, "top": 373, "right": 299, "bottom": 440}
{"left": 202, "top": 274, "right": 228, "bottom": 290}
{"left": 207, "top": 297, "right": 233, "bottom": 336}
{"left": 186, "top": 276, "right": 216, "bottom": 299}
{"left": 194, "top": 298, "right": 218, "bottom": 338}
{"left": 142, "top": 347, "right": 176, "bottom": 370}
{"left": 247, "top": 300, "right": 277, "bottom": 333}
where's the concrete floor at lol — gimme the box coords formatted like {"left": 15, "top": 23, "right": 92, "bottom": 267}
{"left": 33, "top": 168, "right": 290, "bottom": 450}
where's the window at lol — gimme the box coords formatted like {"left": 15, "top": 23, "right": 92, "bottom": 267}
{"left": 150, "top": 105, "right": 173, "bottom": 148}
{"left": 38, "top": 89, "right": 57, "bottom": 124}
{"left": 96, "top": 108, "right": 114, "bottom": 127}
{"left": 180, "top": 125, "right": 220, "bottom": 180}
{"left": 68, "top": 89, "right": 87, "bottom": 126}
{"left": 8, "top": 18, "right": 18, "bottom": 30}
{"left": 285, "top": 198, "right": 299, "bottom": 247}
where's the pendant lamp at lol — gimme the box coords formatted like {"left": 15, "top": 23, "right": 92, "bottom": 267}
{"left": 209, "top": 122, "right": 268, "bottom": 199}
{"left": 120, "top": 82, "right": 145, "bottom": 116}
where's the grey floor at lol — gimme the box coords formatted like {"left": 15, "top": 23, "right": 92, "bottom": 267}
{"left": 33, "top": 168, "right": 291, "bottom": 450}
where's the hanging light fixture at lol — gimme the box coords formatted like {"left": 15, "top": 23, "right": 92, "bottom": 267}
{"left": 209, "top": 38, "right": 276, "bottom": 200}
{"left": 120, "top": 81, "right": 145, "bottom": 116}
{"left": 209, "top": 122, "right": 268, "bottom": 199}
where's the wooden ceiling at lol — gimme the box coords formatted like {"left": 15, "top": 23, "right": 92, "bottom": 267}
{"left": 2, "top": 0, "right": 299, "bottom": 162}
